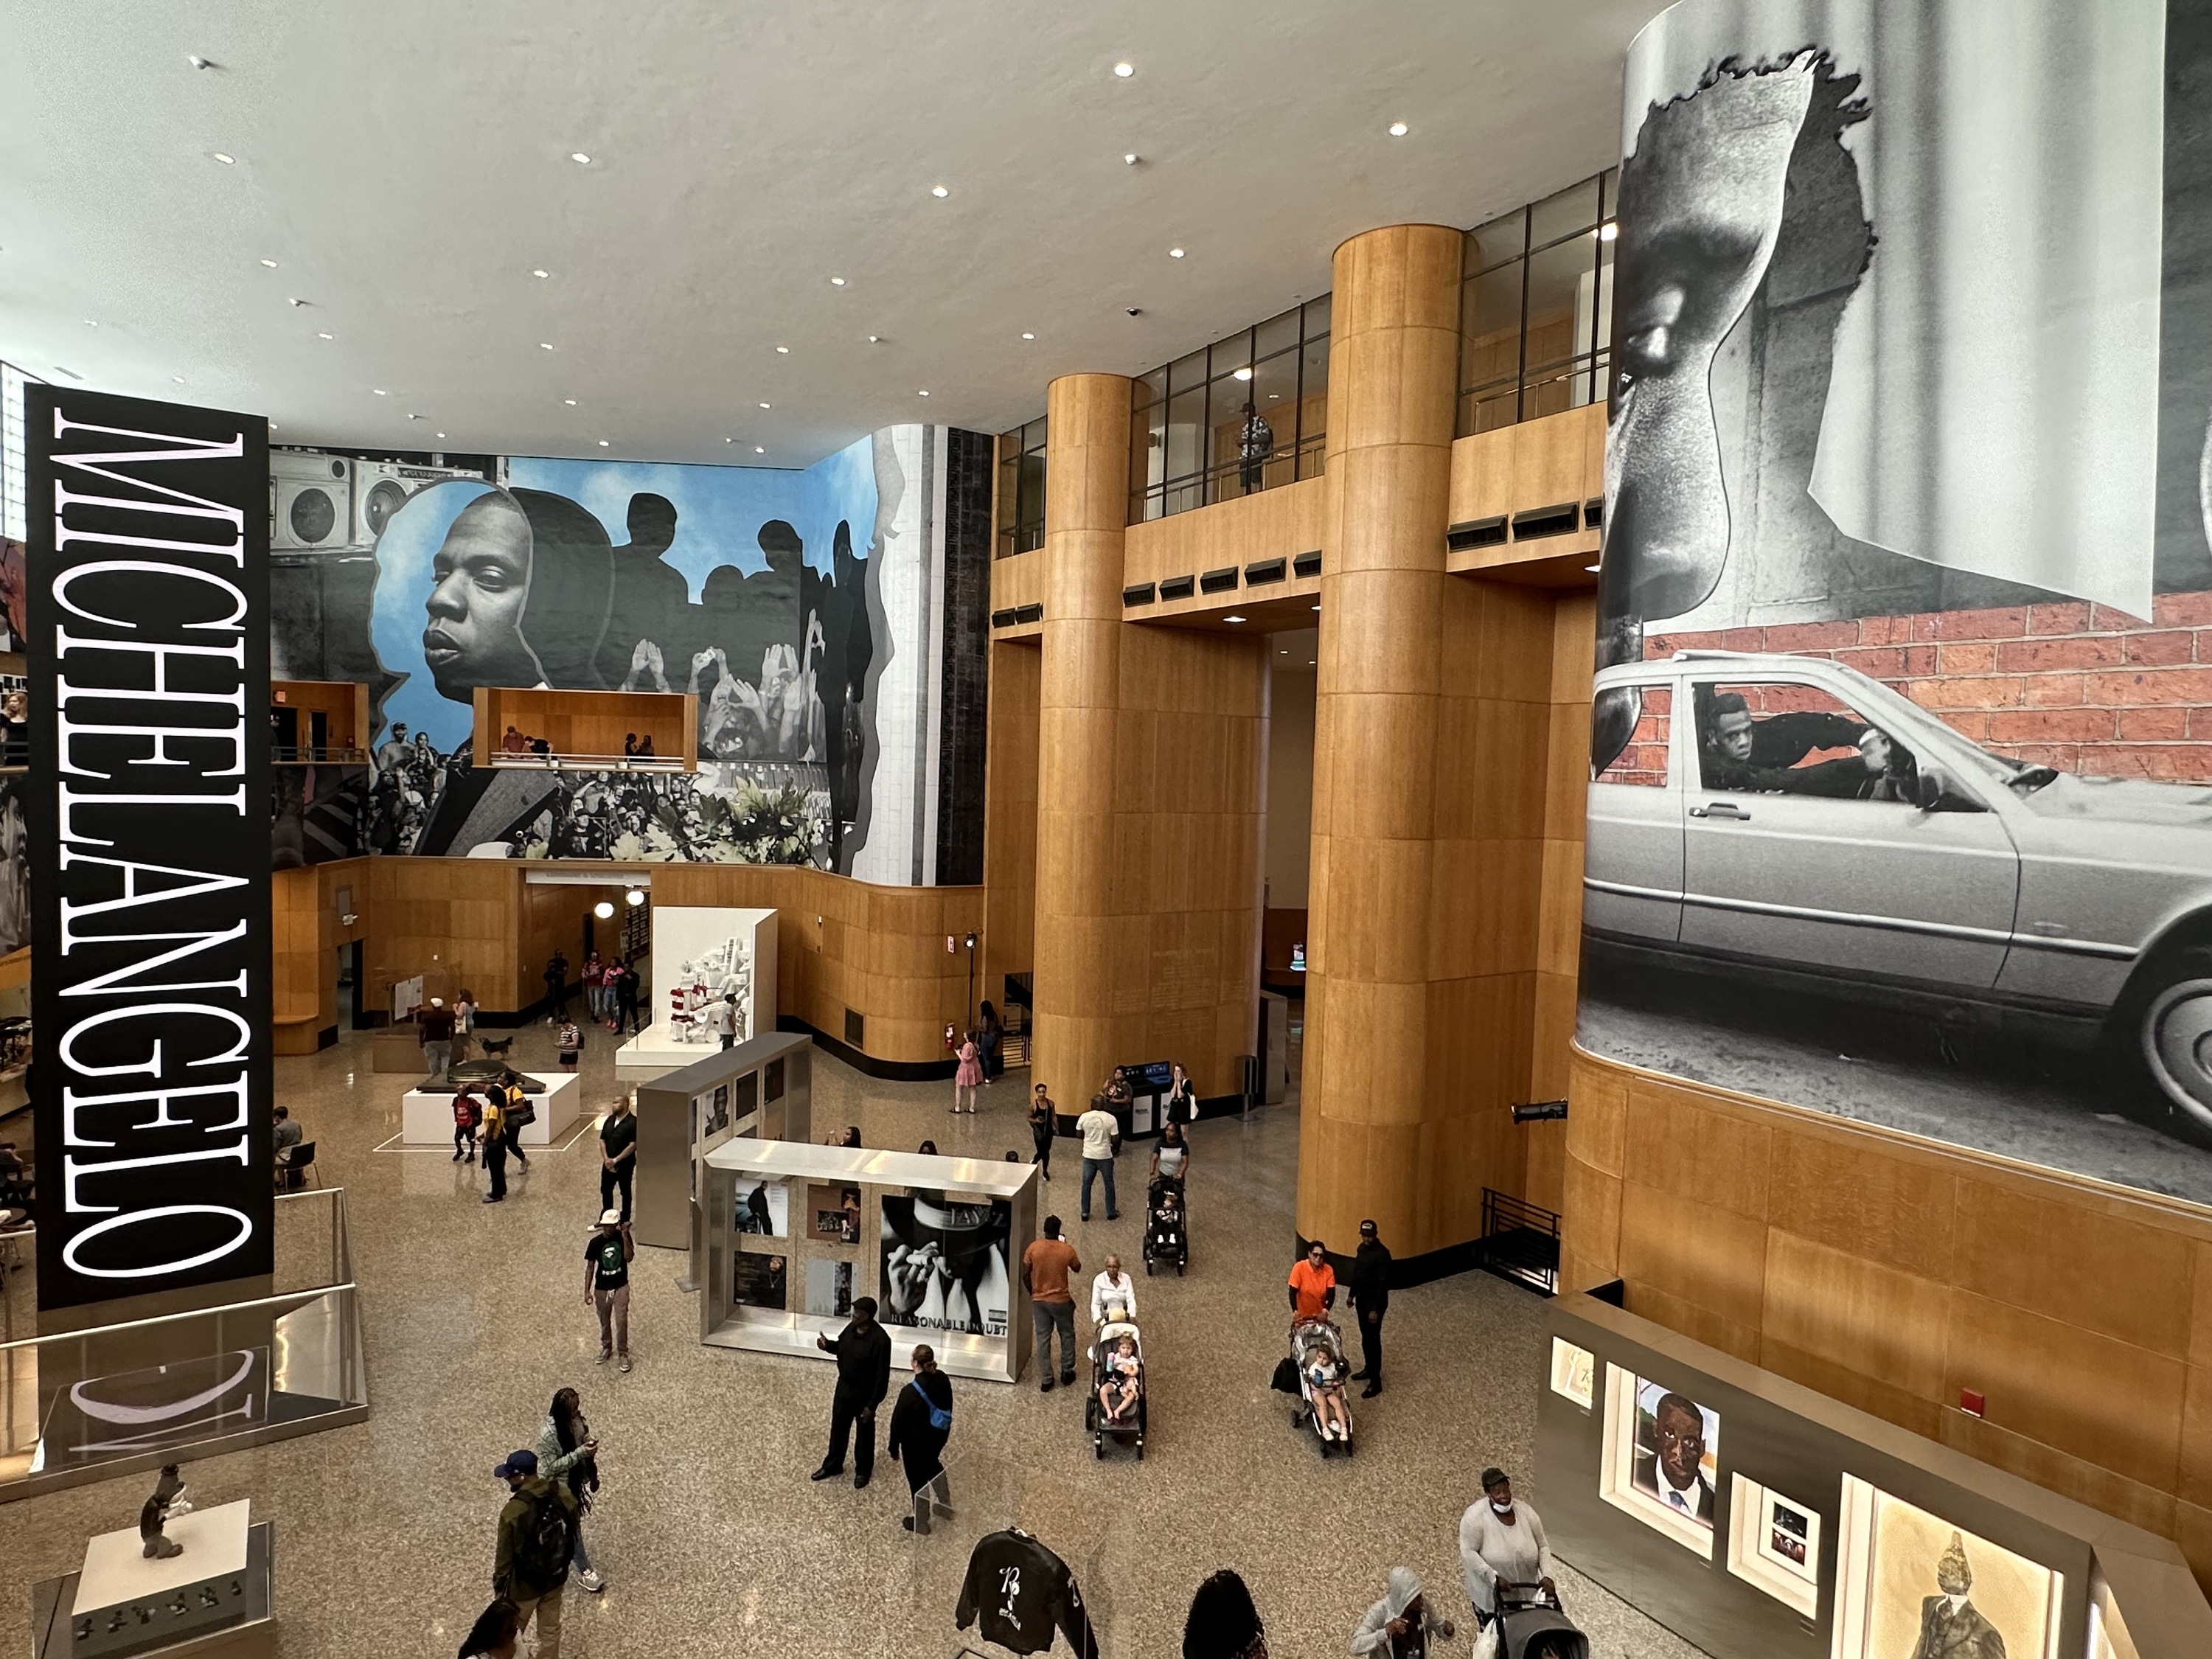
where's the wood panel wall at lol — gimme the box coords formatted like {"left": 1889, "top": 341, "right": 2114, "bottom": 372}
{"left": 981, "top": 639, "right": 1040, "bottom": 1003}
{"left": 1121, "top": 475, "right": 1325, "bottom": 623}
{"left": 271, "top": 680, "right": 369, "bottom": 751}
{"left": 272, "top": 856, "right": 372, "bottom": 1053}
{"left": 364, "top": 858, "right": 529, "bottom": 1014}
{"left": 471, "top": 687, "right": 697, "bottom": 765}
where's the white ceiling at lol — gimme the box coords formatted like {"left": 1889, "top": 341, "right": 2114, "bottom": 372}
{"left": 0, "top": 1, "right": 1654, "bottom": 468}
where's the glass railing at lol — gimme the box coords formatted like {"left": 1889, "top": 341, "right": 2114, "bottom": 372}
{"left": 0, "top": 1187, "right": 366, "bottom": 1500}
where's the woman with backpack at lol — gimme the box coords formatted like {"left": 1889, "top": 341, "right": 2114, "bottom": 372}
{"left": 887, "top": 1343, "right": 955, "bottom": 1535}
{"left": 533, "top": 1388, "right": 605, "bottom": 1593}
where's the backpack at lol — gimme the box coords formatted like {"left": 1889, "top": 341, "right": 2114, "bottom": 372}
{"left": 911, "top": 1379, "right": 953, "bottom": 1432}
{"left": 512, "top": 1486, "right": 574, "bottom": 1587}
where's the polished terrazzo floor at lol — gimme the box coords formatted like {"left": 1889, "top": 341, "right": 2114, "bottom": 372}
{"left": 0, "top": 1023, "right": 1705, "bottom": 1659}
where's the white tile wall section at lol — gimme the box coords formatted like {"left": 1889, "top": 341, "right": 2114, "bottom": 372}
{"left": 849, "top": 424, "right": 947, "bottom": 887}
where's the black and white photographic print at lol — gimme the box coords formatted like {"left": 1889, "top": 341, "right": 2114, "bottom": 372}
{"left": 1581, "top": 0, "right": 2212, "bottom": 1211}
{"left": 877, "top": 1193, "right": 1012, "bottom": 1338}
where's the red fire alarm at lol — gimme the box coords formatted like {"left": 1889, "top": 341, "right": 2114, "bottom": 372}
{"left": 1958, "top": 1388, "right": 1986, "bottom": 1417}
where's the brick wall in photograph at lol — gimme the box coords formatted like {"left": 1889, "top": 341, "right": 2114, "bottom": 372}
{"left": 1648, "top": 588, "right": 2212, "bottom": 785}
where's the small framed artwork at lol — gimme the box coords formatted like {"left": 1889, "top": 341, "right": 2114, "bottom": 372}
{"left": 1549, "top": 1337, "right": 1596, "bottom": 1411}
{"left": 730, "top": 1250, "right": 788, "bottom": 1311}
{"left": 1598, "top": 1363, "right": 1722, "bottom": 1558}
{"left": 732, "top": 1176, "right": 790, "bottom": 1237}
{"left": 1831, "top": 1476, "right": 2062, "bottom": 1659}
{"left": 1725, "top": 1473, "right": 1820, "bottom": 1618}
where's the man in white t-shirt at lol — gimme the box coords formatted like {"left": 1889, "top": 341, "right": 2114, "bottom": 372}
{"left": 706, "top": 993, "right": 738, "bottom": 1050}
{"left": 1076, "top": 1099, "right": 1121, "bottom": 1222}
{"left": 1089, "top": 1253, "right": 1138, "bottom": 1326}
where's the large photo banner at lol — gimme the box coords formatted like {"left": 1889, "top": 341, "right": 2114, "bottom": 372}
{"left": 1581, "top": 0, "right": 2212, "bottom": 1209}
{"left": 28, "top": 389, "right": 273, "bottom": 1310}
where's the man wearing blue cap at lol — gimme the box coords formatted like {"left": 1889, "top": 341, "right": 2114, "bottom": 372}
{"left": 492, "top": 1447, "right": 579, "bottom": 1658}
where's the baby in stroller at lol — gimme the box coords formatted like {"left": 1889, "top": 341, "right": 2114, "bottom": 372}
{"left": 1289, "top": 1318, "right": 1354, "bottom": 1449}
{"left": 1098, "top": 1332, "right": 1142, "bottom": 1424}
{"left": 1144, "top": 1178, "right": 1186, "bottom": 1274}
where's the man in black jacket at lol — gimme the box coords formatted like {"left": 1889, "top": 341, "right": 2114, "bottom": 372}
{"left": 812, "top": 1294, "right": 892, "bottom": 1489}
{"left": 1349, "top": 1219, "right": 1391, "bottom": 1399}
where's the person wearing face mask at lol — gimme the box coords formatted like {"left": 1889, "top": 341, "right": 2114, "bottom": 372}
{"left": 1458, "top": 1467, "right": 1557, "bottom": 1629}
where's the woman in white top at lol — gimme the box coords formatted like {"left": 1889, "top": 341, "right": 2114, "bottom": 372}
{"left": 1458, "top": 1467, "right": 1557, "bottom": 1626}
{"left": 1088, "top": 1253, "right": 1138, "bottom": 1325}
{"left": 1150, "top": 1121, "right": 1192, "bottom": 1186}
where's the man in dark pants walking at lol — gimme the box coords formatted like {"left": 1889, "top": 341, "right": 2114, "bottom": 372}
{"left": 1349, "top": 1218, "right": 1391, "bottom": 1398}
{"left": 812, "top": 1295, "right": 892, "bottom": 1489}
{"left": 613, "top": 965, "right": 642, "bottom": 1035}
{"left": 544, "top": 950, "right": 570, "bottom": 1020}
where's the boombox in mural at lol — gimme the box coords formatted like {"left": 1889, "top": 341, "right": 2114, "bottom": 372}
{"left": 1581, "top": 0, "right": 2212, "bottom": 1207}
{"left": 271, "top": 428, "right": 991, "bottom": 882}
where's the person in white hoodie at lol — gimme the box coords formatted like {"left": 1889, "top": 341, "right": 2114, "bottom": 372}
{"left": 1351, "top": 1567, "right": 1455, "bottom": 1658}
{"left": 1458, "top": 1467, "right": 1558, "bottom": 1628}
{"left": 1089, "top": 1254, "right": 1138, "bottom": 1326}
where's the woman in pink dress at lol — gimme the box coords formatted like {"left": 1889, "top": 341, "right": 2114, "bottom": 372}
{"left": 952, "top": 1032, "right": 983, "bottom": 1115}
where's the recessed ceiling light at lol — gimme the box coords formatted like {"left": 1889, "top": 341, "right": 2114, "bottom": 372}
{"left": 598, "top": 439, "right": 610, "bottom": 447}
{"left": 931, "top": 184, "right": 949, "bottom": 198}
{"left": 316, "top": 331, "right": 333, "bottom": 340}
{"left": 532, "top": 268, "right": 550, "bottom": 279}
{"left": 372, "top": 388, "right": 386, "bottom": 396}
{"left": 539, "top": 342, "right": 554, "bottom": 351}
{"left": 1279, "top": 649, "right": 1288, "bottom": 655}
{"left": 212, "top": 152, "right": 234, "bottom": 165}
{"left": 1232, "top": 366, "right": 1253, "bottom": 381}
{"left": 1113, "top": 61, "right": 1135, "bottom": 77}
{"left": 288, "top": 297, "right": 305, "bottom": 307}
{"left": 725, "top": 437, "right": 734, "bottom": 443}
{"left": 776, "top": 345, "right": 790, "bottom": 354}
{"left": 570, "top": 152, "right": 591, "bottom": 165}
{"left": 187, "top": 54, "right": 212, "bottom": 69}
{"left": 1267, "top": 393, "right": 1280, "bottom": 400}
{"left": 759, "top": 401, "right": 771, "bottom": 409}
{"left": 406, "top": 413, "right": 422, "bottom": 421}
{"left": 754, "top": 445, "right": 765, "bottom": 453}
{"left": 1388, "top": 121, "right": 1410, "bottom": 137}
{"left": 564, "top": 398, "right": 577, "bottom": 406}
{"left": 1599, "top": 223, "right": 1618, "bottom": 243}
{"left": 1169, "top": 247, "right": 1185, "bottom": 259}
{"left": 171, "top": 376, "right": 185, "bottom": 385}
{"left": 830, "top": 276, "right": 846, "bottom": 286}
{"left": 1021, "top": 332, "right": 1035, "bottom": 341}
{"left": 436, "top": 432, "right": 446, "bottom": 439}
{"left": 1124, "top": 153, "right": 1139, "bottom": 166}
{"left": 83, "top": 319, "right": 97, "bottom": 327}
{"left": 867, "top": 335, "right": 881, "bottom": 344}
{"left": 1224, "top": 614, "right": 1246, "bottom": 624}
{"left": 259, "top": 258, "right": 277, "bottom": 268}
{"left": 918, "top": 389, "right": 929, "bottom": 397}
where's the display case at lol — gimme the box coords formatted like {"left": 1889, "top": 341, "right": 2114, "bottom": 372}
{"left": 614, "top": 905, "right": 777, "bottom": 1084}
{"left": 700, "top": 1141, "right": 1037, "bottom": 1383}
{"left": 631, "top": 1030, "right": 812, "bottom": 1251}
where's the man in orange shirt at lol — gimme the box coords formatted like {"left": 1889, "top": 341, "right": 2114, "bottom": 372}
{"left": 1289, "top": 1239, "right": 1338, "bottom": 1324}
{"left": 1020, "top": 1215, "right": 1082, "bottom": 1393}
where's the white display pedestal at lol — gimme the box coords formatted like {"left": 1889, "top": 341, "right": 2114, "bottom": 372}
{"left": 399, "top": 1071, "right": 582, "bottom": 1146}
{"left": 616, "top": 1022, "right": 740, "bottom": 1085}
{"left": 76, "top": 1501, "right": 249, "bottom": 1615}
{"left": 616, "top": 905, "right": 776, "bottom": 1084}
{"left": 40, "top": 1500, "right": 271, "bottom": 1658}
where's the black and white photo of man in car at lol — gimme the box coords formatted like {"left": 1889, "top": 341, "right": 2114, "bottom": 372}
{"left": 1694, "top": 688, "right": 1919, "bottom": 804}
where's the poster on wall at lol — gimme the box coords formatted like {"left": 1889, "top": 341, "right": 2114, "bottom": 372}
{"left": 810, "top": 1182, "right": 861, "bottom": 1243}
{"left": 804, "top": 1257, "right": 854, "bottom": 1318}
{"left": 1832, "top": 1477, "right": 2060, "bottom": 1659}
{"left": 878, "top": 1192, "right": 1012, "bottom": 1338}
{"left": 734, "top": 1176, "right": 789, "bottom": 1237}
{"left": 1579, "top": 0, "right": 2212, "bottom": 1214}
{"left": 1598, "top": 1364, "right": 1719, "bottom": 1557}
{"left": 265, "top": 427, "right": 992, "bottom": 882}
{"left": 729, "top": 1249, "right": 787, "bottom": 1311}
{"left": 27, "top": 388, "right": 274, "bottom": 1310}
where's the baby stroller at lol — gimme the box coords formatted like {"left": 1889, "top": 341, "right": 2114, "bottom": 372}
{"left": 1084, "top": 1318, "right": 1146, "bottom": 1460}
{"left": 1143, "top": 1176, "right": 1187, "bottom": 1276}
{"left": 1489, "top": 1582, "right": 1587, "bottom": 1659}
{"left": 1287, "top": 1317, "right": 1354, "bottom": 1457}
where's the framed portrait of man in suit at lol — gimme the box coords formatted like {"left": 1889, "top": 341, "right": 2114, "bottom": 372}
{"left": 1599, "top": 1363, "right": 1723, "bottom": 1557}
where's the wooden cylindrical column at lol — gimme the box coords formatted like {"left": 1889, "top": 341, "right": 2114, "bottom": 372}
{"left": 1031, "top": 374, "right": 1133, "bottom": 1121}
{"left": 1298, "top": 224, "right": 1464, "bottom": 1258}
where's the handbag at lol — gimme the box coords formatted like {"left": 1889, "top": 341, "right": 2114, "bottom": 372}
{"left": 1470, "top": 1620, "right": 1500, "bottom": 1659}
{"left": 507, "top": 1094, "right": 537, "bottom": 1129}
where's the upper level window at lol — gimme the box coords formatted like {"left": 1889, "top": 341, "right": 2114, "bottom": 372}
{"left": 1458, "top": 170, "right": 1617, "bottom": 437}
{"left": 996, "top": 414, "right": 1047, "bottom": 558}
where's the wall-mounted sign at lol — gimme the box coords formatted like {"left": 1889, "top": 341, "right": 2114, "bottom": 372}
{"left": 27, "top": 388, "right": 272, "bottom": 1312}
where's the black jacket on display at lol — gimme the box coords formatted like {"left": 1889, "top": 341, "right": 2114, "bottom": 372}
{"left": 821, "top": 1317, "right": 892, "bottom": 1405}
{"left": 1349, "top": 1239, "right": 1392, "bottom": 1315}
{"left": 956, "top": 1528, "right": 1099, "bottom": 1659}
{"left": 887, "top": 1370, "right": 953, "bottom": 1487}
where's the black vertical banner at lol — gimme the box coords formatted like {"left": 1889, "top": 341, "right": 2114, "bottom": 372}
{"left": 27, "top": 389, "right": 271, "bottom": 1313}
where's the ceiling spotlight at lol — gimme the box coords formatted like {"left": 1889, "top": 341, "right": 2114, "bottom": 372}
{"left": 259, "top": 258, "right": 277, "bottom": 268}
{"left": 316, "top": 331, "right": 333, "bottom": 339}
{"left": 1599, "top": 223, "right": 1618, "bottom": 243}
{"left": 212, "top": 152, "right": 235, "bottom": 164}
{"left": 1232, "top": 366, "right": 1253, "bottom": 381}
{"left": 1021, "top": 332, "right": 1035, "bottom": 341}
{"left": 866, "top": 335, "right": 881, "bottom": 344}
{"left": 1127, "top": 307, "right": 1143, "bottom": 316}
{"left": 1124, "top": 153, "right": 1139, "bottom": 166}
{"left": 436, "top": 431, "right": 447, "bottom": 439}
{"left": 288, "top": 297, "right": 305, "bottom": 307}
{"left": 931, "top": 184, "right": 949, "bottom": 198}
{"left": 372, "top": 388, "right": 386, "bottom": 396}
{"left": 775, "top": 345, "right": 790, "bottom": 354}
{"left": 1279, "top": 650, "right": 1289, "bottom": 655}
{"left": 407, "top": 413, "right": 422, "bottom": 421}
{"left": 1388, "top": 121, "right": 1410, "bottom": 137}
{"left": 594, "top": 900, "right": 614, "bottom": 920}
{"left": 539, "top": 341, "right": 554, "bottom": 351}
{"left": 1224, "top": 614, "right": 1246, "bottom": 624}
{"left": 759, "top": 401, "right": 771, "bottom": 409}
{"left": 532, "top": 268, "right": 550, "bottom": 279}
{"left": 726, "top": 437, "right": 734, "bottom": 443}
{"left": 83, "top": 319, "right": 97, "bottom": 327}
{"left": 1113, "top": 61, "right": 1135, "bottom": 77}
{"left": 598, "top": 439, "right": 610, "bottom": 447}
{"left": 187, "top": 54, "right": 212, "bottom": 69}
{"left": 1169, "top": 247, "right": 1185, "bottom": 259}
{"left": 918, "top": 389, "right": 930, "bottom": 397}
{"left": 570, "top": 152, "right": 591, "bottom": 164}
{"left": 830, "top": 276, "right": 846, "bottom": 286}
{"left": 564, "top": 397, "right": 577, "bottom": 406}
{"left": 754, "top": 445, "right": 765, "bottom": 454}
{"left": 625, "top": 888, "right": 646, "bottom": 907}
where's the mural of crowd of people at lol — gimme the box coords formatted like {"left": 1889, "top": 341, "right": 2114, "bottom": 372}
{"left": 269, "top": 427, "right": 990, "bottom": 877}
